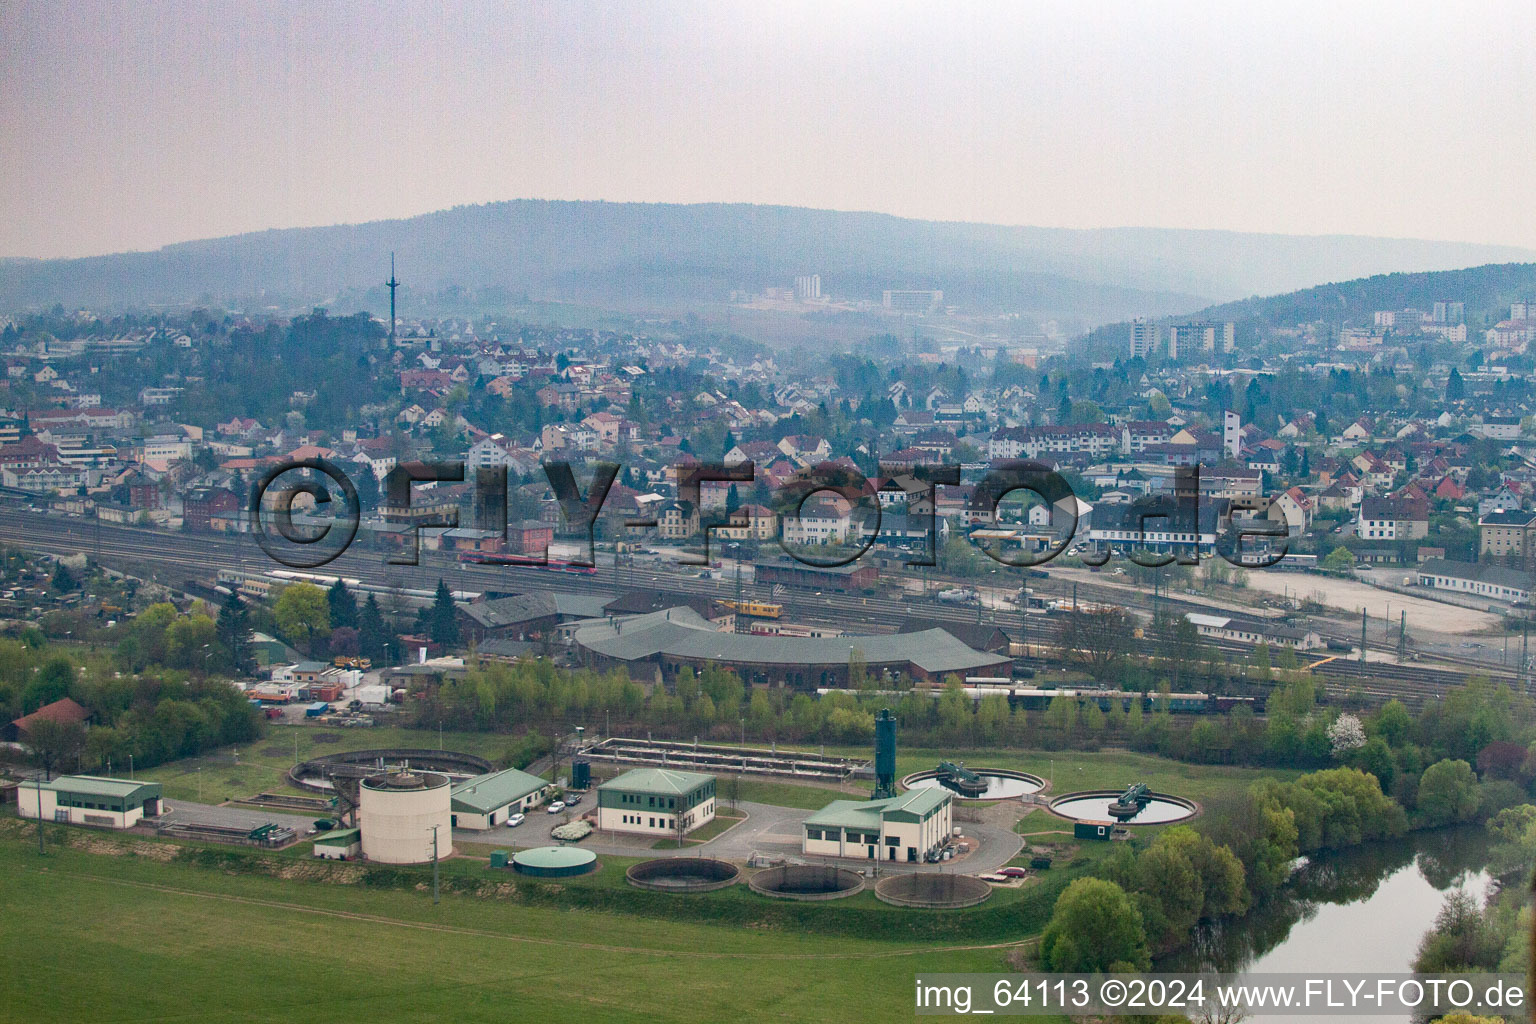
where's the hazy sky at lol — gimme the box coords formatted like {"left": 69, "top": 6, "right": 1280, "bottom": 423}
{"left": 4, "top": 1, "right": 1535, "bottom": 259}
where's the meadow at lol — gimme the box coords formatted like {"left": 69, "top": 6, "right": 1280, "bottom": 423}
{"left": 0, "top": 829, "right": 1077, "bottom": 1024}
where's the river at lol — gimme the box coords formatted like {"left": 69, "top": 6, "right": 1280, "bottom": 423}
{"left": 1159, "top": 828, "right": 1495, "bottom": 1024}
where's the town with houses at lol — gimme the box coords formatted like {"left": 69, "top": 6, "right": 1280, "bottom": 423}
{"left": 4, "top": 284, "right": 1536, "bottom": 611}
{"left": 16, "top": 8, "right": 1536, "bottom": 1017}
{"left": 3, "top": 260, "right": 1536, "bottom": 1019}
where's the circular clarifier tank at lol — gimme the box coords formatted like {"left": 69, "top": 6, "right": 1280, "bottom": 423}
{"left": 626, "top": 858, "right": 740, "bottom": 893}
{"left": 748, "top": 865, "right": 865, "bottom": 901}
{"left": 901, "top": 768, "right": 1044, "bottom": 801}
{"left": 1049, "top": 790, "right": 1197, "bottom": 825}
{"left": 873, "top": 872, "right": 992, "bottom": 909}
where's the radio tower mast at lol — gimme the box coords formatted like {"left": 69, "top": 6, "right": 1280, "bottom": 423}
{"left": 385, "top": 252, "right": 400, "bottom": 348}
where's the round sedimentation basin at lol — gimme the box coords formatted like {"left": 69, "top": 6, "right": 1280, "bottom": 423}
{"left": 1048, "top": 790, "right": 1198, "bottom": 825}
{"left": 748, "top": 864, "right": 865, "bottom": 901}
{"left": 626, "top": 858, "right": 741, "bottom": 893}
{"left": 289, "top": 748, "right": 493, "bottom": 792}
{"left": 512, "top": 846, "right": 598, "bottom": 878}
{"left": 873, "top": 872, "right": 992, "bottom": 909}
{"left": 901, "top": 768, "right": 1045, "bottom": 800}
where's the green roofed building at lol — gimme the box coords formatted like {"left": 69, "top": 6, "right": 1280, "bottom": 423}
{"left": 803, "top": 787, "right": 953, "bottom": 863}
{"left": 596, "top": 767, "right": 716, "bottom": 837}
{"left": 450, "top": 767, "right": 552, "bottom": 830}
{"left": 311, "top": 827, "right": 361, "bottom": 860}
{"left": 18, "top": 775, "right": 163, "bottom": 829}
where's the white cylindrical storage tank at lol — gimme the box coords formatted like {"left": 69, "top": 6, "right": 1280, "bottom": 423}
{"left": 359, "top": 771, "right": 454, "bottom": 864}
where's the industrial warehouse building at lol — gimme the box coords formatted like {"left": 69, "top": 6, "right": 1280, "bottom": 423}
{"left": 573, "top": 606, "right": 1011, "bottom": 687}
{"left": 17, "top": 775, "right": 163, "bottom": 829}
{"left": 449, "top": 766, "right": 551, "bottom": 829}
{"left": 802, "top": 787, "right": 953, "bottom": 863}
{"left": 455, "top": 591, "right": 611, "bottom": 645}
{"left": 1182, "top": 612, "right": 1323, "bottom": 650}
{"left": 753, "top": 558, "right": 878, "bottom": 593}
{"left": 596, "top": 767, "right": 717, "bottom": 836}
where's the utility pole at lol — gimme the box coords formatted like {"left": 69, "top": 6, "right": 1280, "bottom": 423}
{"left": 35, "top": 778, "right": 45, "bottom": 856}
{"left": 1397, "top": 611, "right": 1406, "bottom": 661}
{"left": 430, "top": 825, "right": 440, "bottom": 905}
{"left": 1360, "top": 608, "right": 1367, "bottom": 664}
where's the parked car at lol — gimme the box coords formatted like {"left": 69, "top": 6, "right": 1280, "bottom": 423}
{"left": 563, "top": 793, "right": 581, "bottom": 806}
{"left": 506, "top": 813, "right": 525, "bottom": 828}
{"left": 997, "top": 866, "right": 1028, "bottom": 878}
{"left": 546, "top": 800, "right": 566, "bottom": 814}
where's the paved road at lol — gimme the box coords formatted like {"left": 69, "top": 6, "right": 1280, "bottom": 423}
{"left": 456, "top": 797, "right": 1023, "bottom": 874}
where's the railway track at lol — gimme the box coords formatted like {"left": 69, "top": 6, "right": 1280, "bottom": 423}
{"left": 0, "top": 505, "right": 1514, "bottom": 708}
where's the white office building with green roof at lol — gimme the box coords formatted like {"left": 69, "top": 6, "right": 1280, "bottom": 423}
{"left": 596, "top": 767, "right": 716, "bottom": 836}
{"left": 449, "top": 767, "right": 552, "bottom": 830}
{"left": 802, "top": 788, "right": 953, "bottom": 863}
{"left": 18, "top": 775, "right": 163, "bottom": 829}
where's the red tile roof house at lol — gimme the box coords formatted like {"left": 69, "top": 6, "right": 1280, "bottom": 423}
{"left": 4, "top": 696, "right": 88, "bottom": 743}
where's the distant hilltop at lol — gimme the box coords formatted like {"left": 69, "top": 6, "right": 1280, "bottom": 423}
{"left": 0, "top": 199, "right": 1531, "bottom": 321}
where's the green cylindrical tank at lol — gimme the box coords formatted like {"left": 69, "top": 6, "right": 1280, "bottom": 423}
{"left": 513, "top": 846, "right": 597, "bottom": 877}
{"left": 571, "top": 759, "right": 591, "bottom": 790}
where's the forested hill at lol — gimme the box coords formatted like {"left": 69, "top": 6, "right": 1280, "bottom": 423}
{"left": 1198, "top": 261, "right": 1536, "bottom": 327}
{"left": 1070, "top": 261, "right": 1536, "bottom": 362}
{"left": 1, "top": 199, "right": 1530, "bottom": 321}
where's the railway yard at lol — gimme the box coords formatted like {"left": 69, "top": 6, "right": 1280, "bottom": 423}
{"left": 0, "top": 502, "right": 1522, "bottom": 712}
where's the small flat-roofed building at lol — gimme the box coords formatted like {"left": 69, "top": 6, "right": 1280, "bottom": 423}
{"left": 802, "top": 787, "right": 953, "bottom": 863}
{"left": 596, "top": 767, "right": 716, "bottom": 836}
{"left": 18, "top": 775, "right": 163, "bottom": 829}
{"left": 1074, "top": 820, "right": 1118, "bottom": 841}
{"left": 311, "top": 827, "right": 361, "bottom": 860}
{"left": 450, "top": 767, "right": 551, "bottom": 829}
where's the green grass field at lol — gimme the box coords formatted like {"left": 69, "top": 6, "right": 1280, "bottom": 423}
{"left": 138, "top": 723, "right": 513, "bottom": 803}
{"left": 0, "top": 828, "right": 1077, "bottom": 1024}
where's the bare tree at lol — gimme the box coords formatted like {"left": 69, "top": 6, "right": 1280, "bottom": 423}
{"left": 27, "top": 718, "right": 86, "bottom": 780}
{"left": 1055, "top": 608, "right": 1136, "bottom": 679}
